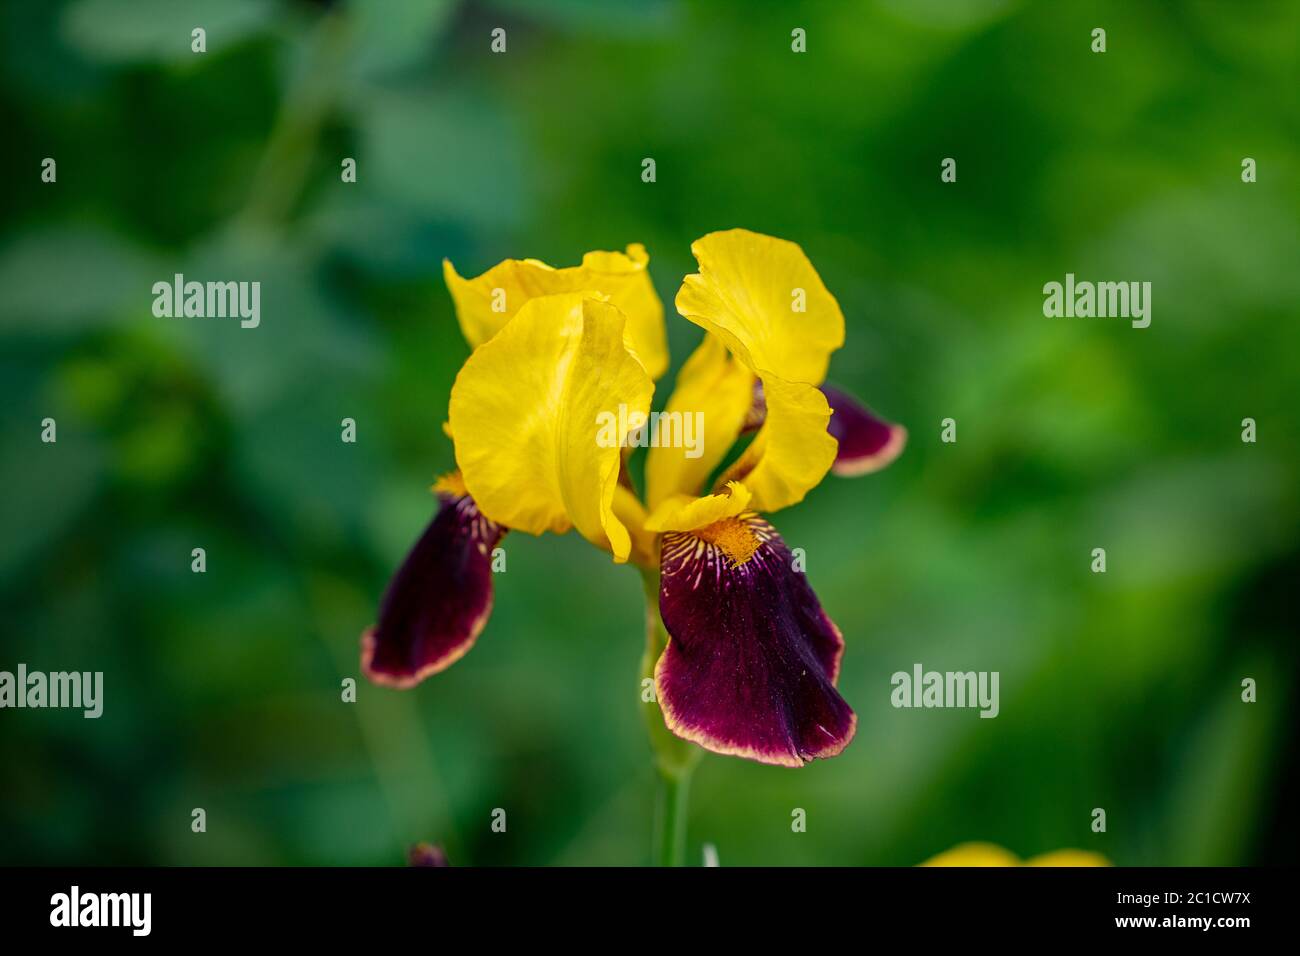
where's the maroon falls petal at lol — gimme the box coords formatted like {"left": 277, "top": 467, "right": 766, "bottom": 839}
{"left": 821, "top": 384, "right": 906, "bottom": 477}
{"left": 361, "top": 480, "right": 506, "bottom": 689}
{"left": 655, "top": 513, "right": 855, "bottom": 767}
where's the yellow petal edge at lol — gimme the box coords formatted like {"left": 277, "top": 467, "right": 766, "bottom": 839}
{"left": 445, "top": 244, "right": 668, "bottom": 379}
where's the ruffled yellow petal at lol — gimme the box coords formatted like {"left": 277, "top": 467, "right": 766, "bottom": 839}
{"left": 444, "top": 243, "right": 668, "bottom": 379}
{"left": 448, "top": 293, "right": 653, "bottom": 563}
{"left": 675, "top": 229, "right": 844, "bottom": 385}
{"left": 718, "top": 373, "right": 837, "bottom": 513}
{"left": 644, "top": 334, "right": 754, "bottom": 509}
{"left": 920, "top": 843, "right": 1022, "bottom": 867}
{"left": 645, "top": 481, "right": 751, "bottom": 533}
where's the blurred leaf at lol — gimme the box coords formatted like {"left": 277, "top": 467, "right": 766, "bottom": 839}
{"left": 61, "top": 0, "right": 272, "bottom": 64}
{"left": 488, "top": 0, "right": 677, "bottom": 36}
{"left": 1165, "top": 657, "right": 1287, "bottom": 865}
{"left": 155, "top": 226, "right": 379, "bottom": 416}
{"left": 347, "top": 0, "right": 457, "bottom": 81}
{"left": 0, "top": 412, "right": 106, "bottom": 580}
{"left": 0, "top": 226, "right": 160, "bottom": 335}
{"left": 357, "top": 87, "right": 529, "bottom": 228}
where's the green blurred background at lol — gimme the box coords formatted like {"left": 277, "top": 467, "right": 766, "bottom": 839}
{"left": 2, "top": 0, "right": 1297, "bottom": 866}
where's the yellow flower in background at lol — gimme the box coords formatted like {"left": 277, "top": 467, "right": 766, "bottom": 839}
{"left": 921, "top": 843, "right": 1111, "bottom": 867}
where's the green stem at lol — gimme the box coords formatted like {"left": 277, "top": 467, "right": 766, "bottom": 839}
{"left": 653, "top": 766, "right": 691, "bottom": 867}
{"left": 237, "top": 10, "right": 352, "bottom": 229}
{"left": 639, "top": 567, "right": 700, "bottom": 866}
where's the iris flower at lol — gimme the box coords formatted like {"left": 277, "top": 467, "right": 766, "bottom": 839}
{"left": 360, "top": 230, "right": 905, "bottom": 846}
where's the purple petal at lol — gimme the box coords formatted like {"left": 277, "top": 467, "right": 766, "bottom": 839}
{"left": 655, "top": 514, "right": 855, "bottom": 767}
{"left": 361, "top": 491, "right": 505, "bottom": 688}
{"left": 408, "top": 843, "right": 450, "bottom": 867}
{"left": 821, "top": 384, "right": 906, "bottom": 476}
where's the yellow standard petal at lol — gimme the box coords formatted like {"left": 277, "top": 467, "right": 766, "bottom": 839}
{"left": 717, "top": 373, "right": 837, "bottom": 513}
{"left": 644, "top": 334, "right": 754, "bottom": 509}
{"left": 444, "top": 243, "right": 669, "bottom": 379}
{"left": 447, "top": 293, "right": 653, "bottom": 563}
{"left": 612, "top": 482, "right": 659, "bottom": 568}
{"left": 675, "top": 229, "right": 844, "bottom": 385}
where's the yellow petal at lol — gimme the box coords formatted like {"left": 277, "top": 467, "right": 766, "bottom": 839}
{"left": 718, "top": 373, "right": 837, "bottom": 513}
{"left": 645, "top": 481, "right": 751, "bottom": 533}
{"left": 920, "top": 843, "right": 1022, "bottom": 867}
{"left": 448, "top": 293, "right": 653, "bottom": 563}
{"left": 675, "top": 229, "right": 844, "bottom": 385}
{"left": 444, "top": 243, "right": 668, "bottom": 379}
{"left": 1026, "top": 850, "right": 1111, "bottom": 867}
{"left": 613, "top": 482, "right": 658, "bottom": 568}
{"left": 921, "top": 844, "right": 1112, "bottom": 867}
{"left": 644, "top": 334, "right": 754, "bottom": 509}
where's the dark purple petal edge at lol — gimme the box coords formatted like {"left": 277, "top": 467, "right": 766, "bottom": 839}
{"left": 361, "top": 492, "right": 505, "bottom": 688}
